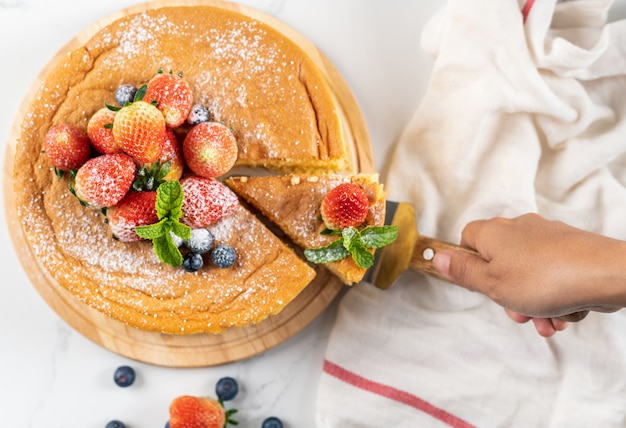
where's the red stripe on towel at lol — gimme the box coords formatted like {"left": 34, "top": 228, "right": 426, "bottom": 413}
{"left": 521, "top": 0, "right": 536, "bottom": 23}
{"left": 323, "top": 359, "right": 476, "bottom": 428}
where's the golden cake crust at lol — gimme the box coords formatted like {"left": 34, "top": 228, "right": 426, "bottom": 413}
{"left": 12, "top": 5, "right": 342, "bottom": 335}
{"left": 226, "top": 174, "right": 386, "bottom": 285}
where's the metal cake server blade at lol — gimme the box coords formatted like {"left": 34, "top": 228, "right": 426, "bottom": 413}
{"left": 363, "top": 201, "right": 588, "bottom": 323}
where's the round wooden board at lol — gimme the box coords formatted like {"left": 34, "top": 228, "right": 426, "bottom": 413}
{"left": 4, "top": 0, "right": 374, "bottom": 367}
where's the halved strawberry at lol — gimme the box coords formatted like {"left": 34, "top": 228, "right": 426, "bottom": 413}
{"left": 87, "top": 107, "right": 119, "bottom": 154}
{"left": 180, "top": 176, "right": 238, "bottom": 228}
{"left": 44, "top": 124, "right": 91, "bottom": 172}
{"left": 107, "top": 190, "right": 158, "bottom": 242}
{"left": 113, "top": 100, "right": 166, "bottom": 164}
{"left": 144, "top": 71, "right": 193, "bottom": 128}
{"left": 320, "top": 183, "right": 370, "bottom": 230}
{"left": 169, "top": 395, "right": 225, "bottom": 428}
{"left": 72, "top": 153, "right": 136, "bottom": 209}
{"left": 183, "top": 121, "right": 238, "bottom": 178}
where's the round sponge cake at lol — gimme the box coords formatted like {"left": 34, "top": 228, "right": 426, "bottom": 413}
{"left": 10, "top": 3, "right": 359, "bottom": 335}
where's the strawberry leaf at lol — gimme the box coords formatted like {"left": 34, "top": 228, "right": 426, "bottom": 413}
{"left": 134, "top": 84, "right": 147, "bottom": 102}
{"left": 360, "top": 225, "right": 398, "bottom": 249}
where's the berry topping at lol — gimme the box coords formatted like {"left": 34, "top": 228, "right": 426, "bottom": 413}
{"left": 215, "top": 376, "right": 239, "bottom": 401}
{"left": 115, "top": 84, "right": 137, "bottom": 106}
{"left": 320, "top": 183, "right": 370, "bottom": 230}
{"left": 133, "top": 129, "right": 182, "bottom": 191}
{"left": 169, "top": 395, "right": 226, "bottom": 428}
{"left": 87, "top": 107, "right": 119, "bottom": 154}
{"left": 180, "top": 176, "right": 239, "bottom": 228}
{"left": 187, "top": 103, "right": 210, "bottom": 125}
{"left": 183, "top": 121, "right": 238, "bottom": 178}
{"left": 105, "top": 420, "right": 126, "bottom": 428}
{"left": 211, "top": 244, "right": 237, "bottom": 268}
{"left": 107, "top": 190, "right": 158, "bottom": 242}
{"left": 113, "top": 365, "right": 135, "bottom": 387}
{"left": 113, "top": 98, "right": 166, "bottom": 164}
{"left": 182, "top": 252, "right": 204, "bottom": 273}
{"left": 71, "top": 153, "right": 136, "bottom": 209}
{"left": 184, "top": 228, "right": 214, "bottom": 254}
{"left": 43, "top": 124, "right": 91, "bottom": 172}
{"left": 144, "top": 70, "right": 193, "bottom": 128}
{"left": 262, "top": 417, "right": 284, "bottom": 428}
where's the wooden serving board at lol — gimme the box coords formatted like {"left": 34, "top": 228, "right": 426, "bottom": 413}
{"left": 4, "top": 0, "right": 374, "bottom": 367}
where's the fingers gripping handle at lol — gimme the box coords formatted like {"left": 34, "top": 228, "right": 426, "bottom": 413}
{"left": 410, "top": 236, "right": 588, "bottom": 323}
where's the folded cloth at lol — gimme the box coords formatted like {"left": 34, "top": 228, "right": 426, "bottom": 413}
{"left": 316, "top": 0, "right": 626, "bottom": 427}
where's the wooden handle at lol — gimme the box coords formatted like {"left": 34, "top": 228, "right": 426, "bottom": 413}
{"left": 410, "top": 236, "right": 588, "bottom": 323}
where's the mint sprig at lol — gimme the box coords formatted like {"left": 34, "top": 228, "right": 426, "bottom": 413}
{"left": 304, "top": 225, "right": 398, "bottom": 269}
{"left": 135, "top": 180, "right": 191, "bottom": 267}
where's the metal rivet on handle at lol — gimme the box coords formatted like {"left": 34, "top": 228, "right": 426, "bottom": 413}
{"left": 423, "top": 248, "right": 435, "bottom": 261}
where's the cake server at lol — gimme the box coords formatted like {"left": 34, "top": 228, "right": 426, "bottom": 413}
{"left": 362, "top": 201, "right": 588, "bottom": 323}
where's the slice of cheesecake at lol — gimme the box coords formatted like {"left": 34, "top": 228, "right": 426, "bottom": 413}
{"left": 226, "top": 174, "right": 386, "bottom": 285}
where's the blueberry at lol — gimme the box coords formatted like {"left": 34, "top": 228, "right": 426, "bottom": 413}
{"left": 187, "top": 104, "right": 210, "bottom": 125}
{"left": 262, "top": 417, "right": 283, "bottom": 428}
{"left": 211, "top": 244, "right": 237, "bottom": 268}
{"left": 184, "top": 228, "right": 214, "bottom": 254}
{"left": 165, "top": 423, "right": 170, "bottom": 428}
{"left": 105, "top": 421, "right": 126, "bottom": 428}
{"left": 115, "top": 84, "right": 137, "bottom": 106}
{"left": 215, "top": 376, "right": 239, "bottom": 401}
{"left": 182, "top": 252, "right": 204, "bottom": 272}
{"left": 113, "top": 365, "right": 135, "bottom": 387}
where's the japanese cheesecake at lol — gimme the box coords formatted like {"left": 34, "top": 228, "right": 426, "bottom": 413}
{"left": 12, "top": 4, "right": 355, "bottom": 334}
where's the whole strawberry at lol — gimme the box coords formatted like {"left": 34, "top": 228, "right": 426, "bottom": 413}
{"left": 44, "top": 124, "right": 91, "bottom": 172}
{"left": 169, "top": 395, "right": 225, "bottom": 428}
{"left": 113, "top": 98, "right": 166, "bottom": 164}
{"left": 320, "top": 183, "right": 370, "bottom": 230}
{"left": 107, "top": 190, "right": 158, "bottom": 242}
{"left": 87, "top": 108, "right": 119, "bottom": 154}
{"left": 144, "top": 70, "right": 193, "bottom": 128}
{"left": 180, "top": 176, "right": 238, "bottom": 228}
{"left": 133, "top": 129, "right": 184, "bottom": 191}
{"left": 183, "top": 122, "right": 238, "bottom": 178}
{"left": 72, "top": 153, "right": 136, "bottom": 209}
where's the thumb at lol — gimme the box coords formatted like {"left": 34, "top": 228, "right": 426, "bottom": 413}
{"left": 432, "top": 249, "right": 490, "bottom": 291}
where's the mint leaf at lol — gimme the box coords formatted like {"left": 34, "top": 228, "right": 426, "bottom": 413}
{"left": 360, "top": 225, "right": 398, "bottom": 249}
{"left": 304, "top": 239, "right": 350, "bottom": 264}
{"left": 341, "top": 227, "right": 361, "bottom": 252}
{"left": 156, "top": 180, "right": 184, "bottom": 220}
{"left": 135, "top": 218, "right": 168, "bottom": 240}
{"left": 153, "top": 233, "right": 183, "bottom": 267}
{"left": 171, "top": 220, "right": 191, "bottom": 240}
{"left": 350, "top": 241, "right": 375, "bottom": 268}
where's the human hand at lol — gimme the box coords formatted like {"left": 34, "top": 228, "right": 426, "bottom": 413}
{"left": 432, "top": 213, "right": 624, "bottom": 336}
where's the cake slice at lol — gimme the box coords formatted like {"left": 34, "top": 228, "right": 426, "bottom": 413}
{"left": 226, "top": 174, "right": 386, "bottom": 285}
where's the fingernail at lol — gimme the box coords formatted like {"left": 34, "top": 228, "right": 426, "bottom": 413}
{"left": 432, "top": 251, "right": 451, "bottom": 275}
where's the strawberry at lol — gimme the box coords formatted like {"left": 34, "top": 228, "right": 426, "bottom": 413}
{"left": 144, "top": 71, "right": 193, "bottom": 128}
{"left": 87, "top": 107, "right": 119, "bottom": 154}
{"left": 44, "top": 124, "right": 91, "bottom": 172}
{"left": 183, "top": 122, "right": 238, "bottom": 178}
{"left": 169, "top": 395, "right": 225, "bottom": 428}
{"left": 320, "top": 183, "right": 370, "bottom": 230}
{"left": 180, "top": 176, "right": 238, "bottom": 228}
{"left": 133, "top": 129, "right": 184, "bottom": 191}
{"left": 71, "top": 153, "right": 136, "bottom": 209}
{"left": 107, "top": 190, "right": 158, "bottom": 242}
{"left": 113, "top": 99, "right": 166, "bottom": 164}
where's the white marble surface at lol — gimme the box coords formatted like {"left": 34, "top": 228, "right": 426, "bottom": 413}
{"left": 0, "top": 1, "right": 441, "bottom": 426}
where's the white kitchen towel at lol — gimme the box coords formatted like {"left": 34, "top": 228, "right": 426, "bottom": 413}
{"left": 316, "top": 0, "right": 626, "bottom": 427}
